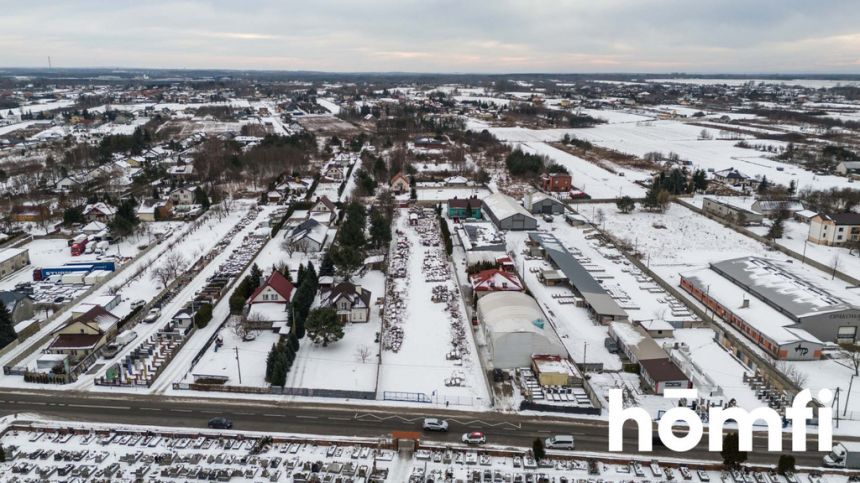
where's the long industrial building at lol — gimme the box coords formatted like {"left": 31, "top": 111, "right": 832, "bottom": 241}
{"left": 527, "top": 232, "right": 628, "bottom": 323}
{"left": 680, "top": 256, "right": 860, "bottom": 360}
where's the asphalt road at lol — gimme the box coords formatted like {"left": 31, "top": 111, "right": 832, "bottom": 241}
{"left": 0, "top": 389, "right": 842, "bottom": 467}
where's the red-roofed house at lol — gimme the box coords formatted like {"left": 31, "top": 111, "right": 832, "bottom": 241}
{"left": 470, "top": 269, "right": 524, "bottom": 298}
{"left": 248, "top": 270, "right": 295, "bottom": 304}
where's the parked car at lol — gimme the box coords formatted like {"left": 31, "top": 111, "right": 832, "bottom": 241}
{"left": 130, "top": 300, "right": 146, "bottom": 310}
{"left": 142, "top": 308, "right": 161, "bottom": 323}
{"left": 207, "top": 417, "right": 233, "bottom": 429}
{"left": 543, "top": 214, "right": 554, "bottom": 222}
{"left": 545, "top": 434, "right": 575, "bottom": 450}
{"left": 422, "top": 418, "right": 449, "bottom": 432}
{"left": 461, "top": 432, "right": 486, "bottom": 445}
{"left": 102, "top": 343, "right": 121, "bottom": 359}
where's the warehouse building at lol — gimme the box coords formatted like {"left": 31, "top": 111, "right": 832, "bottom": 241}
{"left": 477, "top": 292, "right": 567, "bottom": 369}
{"left": 527, "top": 232, "right": 628, "bottom": 323}
{"left": 702, "top": 197, "right": 763, "bottom": 226}
{"left": 0, "top": 248, "right": 30, "bottom": 280}
{"left": 608, "top": 322, "right": 691, "bottom": 394}
{"left": 678, "top": 256, "right": 853, "bottom": 360}
{"left": 522, "top": 191, "right": 565, "bottom": 215}
{"left": 481, "top": 193, "right": 537, "bottom": 231}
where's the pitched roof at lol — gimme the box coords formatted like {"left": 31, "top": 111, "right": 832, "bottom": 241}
{"left": 448, "top": 197, "right": 481, "bottom": 209}
{"left": 470, "top": 269, "right": 524, "bottom": 292}
{"left": 49, "top": 333, "right": 103, "bottom": 350}
{"left": 312, "top": 196, "right": 336, "bottom": 212}
{"left": 322, "top": 282, "right": 371, "bottom": 308}
{"left": 249, "top": 270, "right": 295, "bottom": 303}
{"left": 826, "top": 212, "right": 860, "bottom": 225}
{"left": 0, "top": 291, "right": 30, "bottom": 310}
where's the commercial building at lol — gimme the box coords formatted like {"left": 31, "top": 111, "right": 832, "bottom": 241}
{"left": 447, "top": 197, "right": 482, "bottom": 220}
{"left": 0, "top": 248, "right": 30, "bottom": 280}
{"left": 477, "top": 292, "right": 567, "bottom": 369}
{"left": 482, "top": 193, "right": 537, "bottom": 231}
{"left": 702, "top": 197, "right": 763, "bottom": 225}
{"left": 679, "top": 256, "right": 858, "bottom": 359}
{"left": 522, "top": 191, "right": 565, "bottom": 215}
{"left": 527, "top": 232, "right": 628, "bottom": 323}
{"left": 608, "top": 322, "right": 691, "bottom": 394}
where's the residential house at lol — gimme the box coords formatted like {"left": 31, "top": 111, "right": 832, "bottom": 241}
{"left": 323, "top": 162, "right": 345, "bottom": 182}
{"left": 0, "top": 290, "right": 35, "bottom": 323}
{"left": 320, "top": 282, "right": 372, "bottom": 323}
{"left": 167, "top": 164, "right": 195, "bottom": 181}
{"left": 808, "top": 213, "right": 860, "bottom": 246}
{"left": 136, "top": 199, "right": 174, "bottom": 222}
{"left": 45, "top": 305, "right": 119, "bottom": 360}
{"left": 389, "top": 172, "right": 410, "bottom": 194}
{"left": 169, "top": 186, "right": 197, "bottom": 206}
{"left": 540, "top": 173, "right": 572, "bottom": 193}
{"left": 469, "top": 269, "right": 524, "bottom": 298}
{"left": 55, "top": 176, "right": 82, "bottom": 193}
{"left": 309, "top": 196, "right": 337, "bottom": 225}
{"left": 835, "top": 161, "right": 860, "bottom": 179}
{"left": 248, "top": 270, "right": 294, "bottom": 304}
{"left": 447, "top": 197, "right": 482, "bottom": 220}
{"left": 82, "top": 202, "right": 116, "bottom": 223}
{"left": 287, "top": 219, "right": 328, "bottom": 252}
{"left": 713, "top": 168, "right": 755, "bottom": 189}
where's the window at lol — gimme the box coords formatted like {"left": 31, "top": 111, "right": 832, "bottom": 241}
{"left": 837, "top": 326, "right": 857, "bottom": 343}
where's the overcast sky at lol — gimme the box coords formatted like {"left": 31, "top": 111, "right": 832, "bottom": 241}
{"left": 1, "top": 0, "right": 858, "bottom": 74}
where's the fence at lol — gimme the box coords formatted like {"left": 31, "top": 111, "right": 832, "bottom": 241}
{"left": 173, "top": 382, "right": 376, "bottom": 400}
{"left": 519, "top": 400, "right": 601, "bottom": 415}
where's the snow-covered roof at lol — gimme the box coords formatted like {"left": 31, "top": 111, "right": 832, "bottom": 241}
{"left": 481, "top": 193, "right": 533, "bottom": 221}
{"left": 478, "top": 292, "right": 547, "bottom": 335}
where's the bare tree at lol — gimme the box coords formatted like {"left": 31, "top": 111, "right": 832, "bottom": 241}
{"left": 233, "top": 311, "right": 264, "bottom": 340}
{"left": 355, "top": 344, "right": 373, "bottom": 364}
{"left": 841, "top": 344, "right": 860, "bottom": 376}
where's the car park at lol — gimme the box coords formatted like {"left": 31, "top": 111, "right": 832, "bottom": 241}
{"left": 461, "top": 432, "right": 486, "bottom": 445}
{"left": 422, "top": 418, "right": 449, "bottom": 432}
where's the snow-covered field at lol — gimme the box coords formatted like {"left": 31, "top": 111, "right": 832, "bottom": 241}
{"left": 517, "top": 142, "right": 648, "bottom": 198}
{"left": 580, "top": 202, "right": 860, "bottom": 424}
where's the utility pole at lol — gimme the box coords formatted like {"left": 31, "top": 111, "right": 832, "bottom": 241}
{"left": 583, "top": 341, "right": 587, "bottom": 367}
{"left": 234, "top": 347, "right": 242, "bottom": 384}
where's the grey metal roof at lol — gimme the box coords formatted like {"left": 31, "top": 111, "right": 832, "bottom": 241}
{"left": 528, "top": 232, "right": 627, "bottom": 318}
{"left": 709, "top": 256, "right": 859, "bottom": 320}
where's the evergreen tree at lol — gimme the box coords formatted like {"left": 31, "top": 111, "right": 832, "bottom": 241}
{"left": 720, "top": 433, "right": 748, "bottom": 468}
{"left": 532, "top": 438, "right": 546, "bottom": 461}
{"left": 758, "top": 176, "right": 770, "bottom": 194}
{"left": 265, "top": 344, "right": 277, "bottom": 382}
{"left": 194, "top": 187, "right": 211, "bottom": 209}
{"left": 777, "top": 454, "right": 795, "bottom": 475}
{"left": 305, "top": 307, "right": 343, "bottom": 346}
{"left": 0, "top": 303, "right": 18, "bottom": 350}
{"left": 320, "top": 251, "right": 335, "bottom": 277}
{"left": 616, "top": 196, "right": 635, "bottom": 214}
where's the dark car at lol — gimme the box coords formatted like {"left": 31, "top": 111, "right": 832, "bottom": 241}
{"left": 207, "top": 417, "right": 233, "bottom": 429}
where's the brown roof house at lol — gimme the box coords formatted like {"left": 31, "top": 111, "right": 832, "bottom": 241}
{"left": 320, "top": 282, "right": 372, "bottom": 323}
{"left": 46, "top": 306, "right": 120, "bottom": 361}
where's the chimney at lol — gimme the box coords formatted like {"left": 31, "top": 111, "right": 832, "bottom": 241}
{"left": 740, "top": 298, "right": 749, "bottom": 309}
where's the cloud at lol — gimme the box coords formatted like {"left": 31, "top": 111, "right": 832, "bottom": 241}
{"left": 0, "top": 0, "right": 857, "bottom": 73}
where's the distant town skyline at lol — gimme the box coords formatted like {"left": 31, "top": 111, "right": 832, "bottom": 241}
{"left": 1, "top": 0, "right": 859, "bottom": 74}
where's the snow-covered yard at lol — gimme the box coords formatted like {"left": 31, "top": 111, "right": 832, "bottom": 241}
{"left": 377, "top": 210, "right": 490, "bottom": 408}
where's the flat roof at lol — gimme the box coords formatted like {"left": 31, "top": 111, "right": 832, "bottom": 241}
{"left": 528, "top": 232, "right": 627, "bottom": 318}
{"left": 681, "top": 266, "right": 822, "bottom": 346}
{"left": 710, "top": 256, "right": 858, "bottom": 320}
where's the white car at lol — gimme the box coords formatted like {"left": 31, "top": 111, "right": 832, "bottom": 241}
{"left": 461, "top": 432, "right": 486, "bottom": 445}
{"left": 422, "top": 418, "right": 449, "bottom": 432}
{"left": 142, "top": 308, "right": 160, "bottom": 323}
{"left": 544, "top": 435, "right": 575, "bottom": 450}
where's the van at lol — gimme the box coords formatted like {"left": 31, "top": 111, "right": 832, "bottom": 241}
{"left": 545, "top": 435, "right": 575, "bottom": 450}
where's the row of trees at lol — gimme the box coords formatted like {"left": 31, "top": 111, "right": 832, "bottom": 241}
{"left": 290, "top": 261, "right": 319, "bottom": 339}
{"left": 265, "top": 332, "right": 300, "bottom": 387}
{"left": 229, "top": 264, "right": 263, "bottom": 314}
